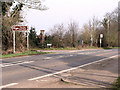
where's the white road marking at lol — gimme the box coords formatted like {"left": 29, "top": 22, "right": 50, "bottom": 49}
{"left": 15, "top": 56, "right": 31, "bottom": 59}
{"left": 28, "top": 55, "right": 118, "bottom": 81}
{"left": 77, "top": 50, "right": 114, "bottom": 55}
{"left": 4, "top": 60, "right": 24, "bottom": 64}
{"left": 0, "top": 83, "right": 18, "bottom": 88}
{"left": 0, "top": 64, "right": 3, "bottom": 67}
{"left": 59, "top": 56, "right": 64, "bottom": 58}
{"left": 2, "top": 56, "right": 31, "bottom": 60}
{"left": 69, "top": 51, "right": 77, "bottom": 52}
{"left": 78, "top": 52, "right": 95, "bottom": 55}
{"left": 1, "top": 61, "right": 34, "bottom": 68}
{"left": 70, "top": 55, "right": 73, "bottom": 56}
{"left": 43, "top": 57, "right": 52, "bottom": 60}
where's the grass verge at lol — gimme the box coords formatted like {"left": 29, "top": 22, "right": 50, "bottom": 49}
{"left": 31, "top": 47, "right": 100, "bottom": 50}
{"left": 112, "top": 77, "right": 120, "bottom": 90}
{"left": 103, "top": 47, "right": 120, "bottom": 49}
{"left": 29, "top": 46, "right": 119, "bottom": 51}
{"left": 1, "top": 51, "right": 49, "bottom": 59}
{"left": 43, "top": 47, "right": 78, "bottom": 50}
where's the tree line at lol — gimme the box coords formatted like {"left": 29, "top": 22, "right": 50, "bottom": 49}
{"left": 1, "top": 1, "right": 118, "bottom": 53}
{"left": 29, "top": 8, "right": 118, "bottom": 49}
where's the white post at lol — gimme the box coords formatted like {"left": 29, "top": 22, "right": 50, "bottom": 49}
{"left": 91, "top": 35, "right": 93, "bottom": 47}
{"left": 100, "top": 34, "right": 103, "bottom": 48}
{"left": 13, "top": 31, "right": 15, "bottom": 53}
{"left": 27, "top": 31, "right": 29, "bottom": 50}
{"left": 100, "top": 38, "right": 102, "bottom": 47}
{"left": 82, "top": 40, "right": 84, "bottom": 45}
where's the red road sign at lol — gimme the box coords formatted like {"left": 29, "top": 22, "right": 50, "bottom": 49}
{"left": 12, "top": 26, "right": 28, "bottom": 31}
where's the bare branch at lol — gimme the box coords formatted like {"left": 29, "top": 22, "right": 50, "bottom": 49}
{"left": 14, "top": 0, "right": 48, "bottom": 10}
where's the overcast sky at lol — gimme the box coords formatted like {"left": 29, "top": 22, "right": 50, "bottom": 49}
{"left": 24, "top": 0, "right": 119, "bottom": 34}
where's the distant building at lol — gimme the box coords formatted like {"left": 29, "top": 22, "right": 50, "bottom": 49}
{"left": 39, "top": 30, "right": 45, "bottom": 44}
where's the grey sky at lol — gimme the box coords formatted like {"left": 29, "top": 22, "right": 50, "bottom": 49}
{"left": 24, "top": 0, "right": 119, "bottom": 34}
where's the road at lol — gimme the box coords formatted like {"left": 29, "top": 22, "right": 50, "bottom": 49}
{"left": 1, "top": 49, "right": 118, "bottom": 87}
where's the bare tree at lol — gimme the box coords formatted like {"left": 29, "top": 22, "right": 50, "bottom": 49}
{"left": 81, "top": 24, "right": 90, "bottom": 45}
{"left": 50, "top": 24, "right": 65, "bottom": 48}
{"left": 101, "top": 8, "right": 118, "bottom": 47}
{"left": 15, "top": 0, "right": 47, "bottom": 10}
{"left": 2, "top": 2, "right": 24, "bottom": 51}
{"left": 88, "top": 16, "right": 100, "bottom": 46}
{"left": 67, "top": 21, "right": 79, "bottom": 47}
{"left": 81, "top": 17, "right": 100, "bottom": 46}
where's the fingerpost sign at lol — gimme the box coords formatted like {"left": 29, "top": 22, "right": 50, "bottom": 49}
{"left": 11, "top": 25, "right": 29, "bottom": 53}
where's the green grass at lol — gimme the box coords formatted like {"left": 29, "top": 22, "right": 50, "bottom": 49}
{"left": 85, "top": 46, "right": 120, "bottom": 50}
{"left": 103, "top": 47, "right": 113, "bottom": 49}
{"left": 43, "top": 47, "right": 78, "bottom": 50}
{"left": 112, "top": 47, "right": 120, "bottom": 49}
{"left": 31, "top": 47, "right": 101, "bottom": 50}
{"left": 112, "top": 77, "right": 120, "bottom": 90}
{"left": 1, "top": 51, "right": 49, "bottom": 58}
{"left": 81, "top": 46, "right": 101, "bottom": 49}
{"left": 30, "top": 46, "right": 120, "bottom": 51}
{"left": 103, "top": 47, "right": 120, "bottom": 50}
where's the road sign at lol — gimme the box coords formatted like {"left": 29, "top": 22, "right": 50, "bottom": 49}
{"left": 100, "top": 34, "right": 103, "bottom": 47}
{"left": 12, "top": 26, "right": 28, "bottom": 31}
{"left": 100, "top": 34, "right": 103, "bottom": 38}
{"left": 47, "top": 44, "right": 52, "bottom": 48}
{"left": 11, "top": 25, "right": 29, "bottom": 53}
{"left": 47, "top": 44, "right": 52, "bottom": 46}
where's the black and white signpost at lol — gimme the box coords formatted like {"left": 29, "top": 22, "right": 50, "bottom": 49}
{"left": 100, "top": 34, "right": 103, "bottom": 47}
{"left": 12, "top": 26, "right": 29, "bottom": 53}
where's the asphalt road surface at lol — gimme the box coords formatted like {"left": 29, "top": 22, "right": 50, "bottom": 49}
{"left": 1, "top": 49, "right": 118, "bottom": 87}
